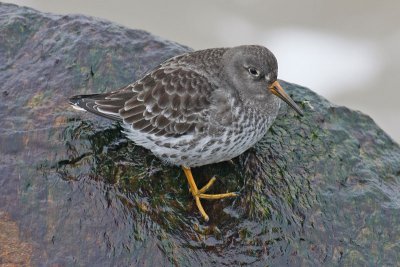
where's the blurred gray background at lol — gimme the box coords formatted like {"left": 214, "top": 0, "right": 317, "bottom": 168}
{"left": 4, "top": 0, "right": 400, "bottom": 142}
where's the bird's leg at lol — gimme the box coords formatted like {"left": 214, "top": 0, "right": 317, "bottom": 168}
{"left": 182, "top": 166, "right": 237, "bottom": 221}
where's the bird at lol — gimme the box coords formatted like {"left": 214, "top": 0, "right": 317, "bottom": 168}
{"left": 69, "top": 45, "right": 303, "bottom": 221}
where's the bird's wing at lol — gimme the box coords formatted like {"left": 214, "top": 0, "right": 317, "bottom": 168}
{"left": 69, "top": 66, "right": 214, "bottom": 137}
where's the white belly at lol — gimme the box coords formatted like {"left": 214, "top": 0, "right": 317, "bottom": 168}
{"left": 122, "top": 106, "right": 278, "bottom": 167}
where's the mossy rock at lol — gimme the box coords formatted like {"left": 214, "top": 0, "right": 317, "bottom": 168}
{"left": 1, "top": 3, "right": 399, "bottom": 266}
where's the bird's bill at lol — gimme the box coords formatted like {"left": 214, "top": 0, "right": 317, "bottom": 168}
{"left": 269, "top": 81, "right": 303, "bottom": 116}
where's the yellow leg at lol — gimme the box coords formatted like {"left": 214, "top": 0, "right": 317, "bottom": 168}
{"left": 182, "top": 166, "right": 237, "bottom": 221}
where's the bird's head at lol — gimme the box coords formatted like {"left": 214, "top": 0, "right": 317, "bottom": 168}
{"left": 221, "top": 45, "right": 303, "bottom": 116}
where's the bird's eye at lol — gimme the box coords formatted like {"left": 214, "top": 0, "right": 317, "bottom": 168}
{"left": 248, "top": 67, "right": 260, "bottom": 77}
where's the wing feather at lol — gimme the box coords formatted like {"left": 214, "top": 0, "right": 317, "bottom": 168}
{"left": 69, "top": 65, "right": 214, "bottom": 137}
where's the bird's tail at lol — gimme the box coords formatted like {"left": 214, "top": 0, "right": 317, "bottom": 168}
{"left": 69, "top": 93, "right": 122, "bottom": 121}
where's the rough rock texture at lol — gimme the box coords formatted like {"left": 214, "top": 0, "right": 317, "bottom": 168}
{"left": 1, "top": 3, "right": 400, "bottom": 266}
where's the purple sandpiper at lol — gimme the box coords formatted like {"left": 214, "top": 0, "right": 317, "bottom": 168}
{"left": 69, "top": 45, "right": 303, "bottom": 221}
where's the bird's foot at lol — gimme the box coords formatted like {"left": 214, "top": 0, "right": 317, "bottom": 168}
{"left": 182, "top": 166, "right": 237, "bottom": 221}
{"left": 195, "top": 177, "right": 238, "bottom": 199}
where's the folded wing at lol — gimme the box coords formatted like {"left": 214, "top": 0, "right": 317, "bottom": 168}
{"left": 69, "top": 66, "right": 214, "bottom": 137}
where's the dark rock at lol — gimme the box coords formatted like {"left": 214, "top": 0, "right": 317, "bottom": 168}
{"left": 1, "top": 3, "right": 399, "bottom": 266}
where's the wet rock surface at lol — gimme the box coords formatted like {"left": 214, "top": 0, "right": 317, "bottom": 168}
{"left": 1, "top": 3, "right": 400, "bottom": 266}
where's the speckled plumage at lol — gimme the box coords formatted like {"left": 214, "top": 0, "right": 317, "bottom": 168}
{"left": 70, "top": 45, "right": 300, "bottom": 168}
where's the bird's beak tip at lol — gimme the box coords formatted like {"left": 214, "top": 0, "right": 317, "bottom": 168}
{"left": 269, "top": 81, "right": 304, "bottom": 116}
